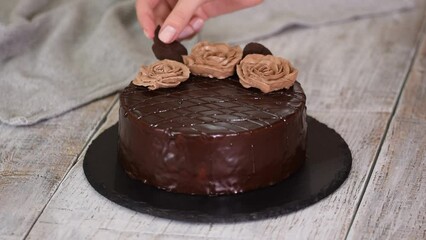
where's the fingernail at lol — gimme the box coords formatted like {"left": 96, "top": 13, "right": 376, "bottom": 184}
{"left": 191, "top": 18, "right": 204, "bottom": 32}
{"left": 178, "top": 26, "right": 194, "bottom": 39}
{"left": 159, "top": 25, "right": 176, "bottom": 43}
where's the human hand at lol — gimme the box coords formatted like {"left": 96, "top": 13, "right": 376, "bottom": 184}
{"left": 136, "top": 0, "right": 263, "bottom": 44}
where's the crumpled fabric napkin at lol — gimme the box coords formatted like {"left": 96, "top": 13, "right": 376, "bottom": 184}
{"left": 0, "top": 0, "right": 415, "bottom": 125}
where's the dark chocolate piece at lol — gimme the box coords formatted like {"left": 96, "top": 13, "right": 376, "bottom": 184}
{"left": 118, "top": 75, "right": 307, "bottom": 195}
{"left": 242, "top": 42, "right": 273, "bottom": 58}
{"left": 152, "top": 26, "right": 188, "bottom": 63}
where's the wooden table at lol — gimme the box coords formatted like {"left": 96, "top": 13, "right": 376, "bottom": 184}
{"left": 1, "top": 1, "right": 426, "bottom": 239}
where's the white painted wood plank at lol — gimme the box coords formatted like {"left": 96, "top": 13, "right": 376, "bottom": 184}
{"left": 347, "top": 29, "right": 426, "bottom": 240}
{"left": 0, "top": 95, "right": 118, "bottom": 240}
{"left": 348, "top": 120, "right": 426, "bottom": 240}
{"left": 395, "top": 37, "right": 426, "bottom": 123}
{"left": 27, "top": 3, "right": 425, "bottom": 240}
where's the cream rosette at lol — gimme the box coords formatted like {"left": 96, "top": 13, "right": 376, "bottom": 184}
{"left": 183, "top": 41, "right": 243, "bottom": 79}
{"left": 236, "top": 54, "right": 298, "bottom": 93}
{"left": 133, "top": 59, "right": 190, "bottom": 90}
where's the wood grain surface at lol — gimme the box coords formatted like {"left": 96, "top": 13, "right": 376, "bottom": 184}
{"left": 26, "top": 111, "right": 389, "bottom": 240}
{"left": 347, "top": 27, "right": 426, "bottom": 240}
{"left": 0, "top": 95, "right": 118, "bottom": 240}
{"left": 23, "top": 2, "right": 426, "bottom": 239}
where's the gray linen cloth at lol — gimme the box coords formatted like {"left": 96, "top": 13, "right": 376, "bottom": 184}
{"left": 0, "top": 0, "right": 415, "bottom": 125}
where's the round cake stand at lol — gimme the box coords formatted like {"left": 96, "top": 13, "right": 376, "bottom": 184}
{"left": 83, "top": 116, "right": 352, "bottom": 223}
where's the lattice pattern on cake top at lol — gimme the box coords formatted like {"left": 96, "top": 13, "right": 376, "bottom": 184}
{"left": 121, "top": 77, "right": 305, "bottom": 135}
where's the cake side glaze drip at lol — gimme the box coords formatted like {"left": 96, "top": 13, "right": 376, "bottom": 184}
{"left": 119, "top": 76, "right": 307, "bottom": 195}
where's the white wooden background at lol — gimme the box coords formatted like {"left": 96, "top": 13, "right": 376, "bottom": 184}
{"left": 1, "top": 0, "right": 426, "bottom": 239}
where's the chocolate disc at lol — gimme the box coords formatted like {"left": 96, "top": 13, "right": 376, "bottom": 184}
{"left": 242, "top": 42, "right": 273, "bottom": 58}
{"left": 152, "top": 26, "right": 188, "bottom": 63}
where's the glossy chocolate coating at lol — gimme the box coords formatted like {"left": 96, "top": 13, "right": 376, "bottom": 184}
{"left": 118, "top": 76, "right": 307, "bottom": 195}
{"left": 242, "top": 42, "right": 273, "bottom": 58}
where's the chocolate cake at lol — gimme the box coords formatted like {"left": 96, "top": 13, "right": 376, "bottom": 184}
{"left": 118, "top": 38, "right": 307, "bottom": 195}
{"left": 119, "top": 76, "right": 307, "bottom": 195}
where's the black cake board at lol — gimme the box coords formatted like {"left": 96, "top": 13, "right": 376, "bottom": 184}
{"left": 83, "top": 116, "right": 352, "bottom": 223}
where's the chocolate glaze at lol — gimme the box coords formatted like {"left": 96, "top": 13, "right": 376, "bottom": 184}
{"left": 119, "top": 76, "right": 307, "bottom": 195}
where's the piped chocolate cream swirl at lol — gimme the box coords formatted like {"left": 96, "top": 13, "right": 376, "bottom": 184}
{"left": 133, "top": 59, "right": 190, "bottom": 90}
{"left": 237, "top": 54, "right": 298, "bottom": 93}
{"left": 184, "top": 41, "right": 243, "bottom": 79}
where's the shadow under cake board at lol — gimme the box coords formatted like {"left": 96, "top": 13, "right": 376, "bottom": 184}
{"left": 83, "top": 116, "right": 352, "bottom": 223}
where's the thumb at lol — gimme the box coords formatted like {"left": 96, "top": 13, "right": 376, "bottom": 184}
{"left": 159, "top": 0, "right": 206, "bottom": 43}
